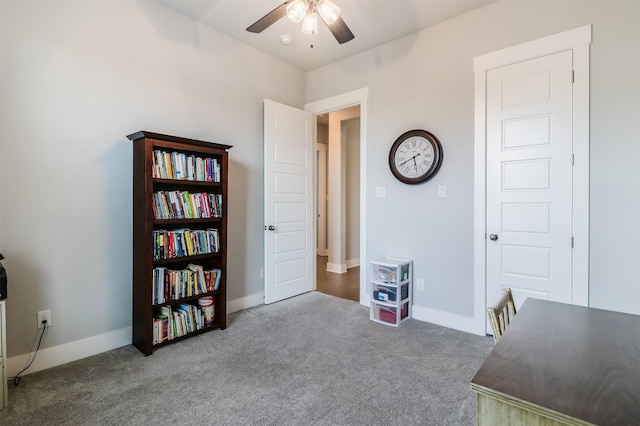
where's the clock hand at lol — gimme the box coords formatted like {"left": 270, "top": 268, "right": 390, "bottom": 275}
{"left": 399, "top": 153, "right": 420, "bottom": 166}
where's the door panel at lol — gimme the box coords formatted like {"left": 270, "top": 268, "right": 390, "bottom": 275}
{"left": 486, "top": 50, "right": 573, "bottom": 312}
{"left": 502, "top": 203, "right": 550, "bottom": 233}
{"left": 503, "top": 115, "right": 550, "bottom": 148}
{"left": 264, "top": 100, "right": 314, "bottom": 304}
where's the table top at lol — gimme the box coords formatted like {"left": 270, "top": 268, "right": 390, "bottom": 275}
{"left": 471, "top": 298, "right": 640, "bottom": 425}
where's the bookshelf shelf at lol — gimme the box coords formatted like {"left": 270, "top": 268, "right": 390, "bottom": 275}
{"left": 158, "top": 289, "right": 222, "bottom": 306}
{"left": 152, "top": 253, "right": 221, "bottom": 266}
{"left": 128, "top": 131, "right": 232, "bottom": 355}
{"left": 153, "top": 218, "right": 222, "bottom": 226}
{"left": 153, "top": 178, "right": 222, "bottom": 187}
{"left": 152, "top": 322, "right": 222, "bottom": 348}
{"left": 369, "top": 258, "right": 412, "bottom": 327}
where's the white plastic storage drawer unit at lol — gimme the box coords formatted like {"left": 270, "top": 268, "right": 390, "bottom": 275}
{"left": 369, "top": 258, "right": 412, "bottom": 326}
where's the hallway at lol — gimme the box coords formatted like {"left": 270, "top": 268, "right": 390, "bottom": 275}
{"left": 316, "top": 256, "right": 359, "bottom": 302}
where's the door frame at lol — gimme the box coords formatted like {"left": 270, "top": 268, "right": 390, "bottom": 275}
{"left": 305, "top": 87, "right": 369, "bottom": 305}
{"left": 316, "top": 142, "right": 328, "bottom": 257}
{"left": 472, "top": 26, "right": 591, "bottom": 335}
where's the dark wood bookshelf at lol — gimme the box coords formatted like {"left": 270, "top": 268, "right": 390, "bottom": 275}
{"left": 128, "top": 131, "right": 232, "bottom": 356}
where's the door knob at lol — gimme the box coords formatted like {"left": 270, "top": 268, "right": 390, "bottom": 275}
{"left": 265, "top": 225, "right": 275, "bottom": 231}
{"left": 489, "top": 233, "right": 498, "bottom": 241}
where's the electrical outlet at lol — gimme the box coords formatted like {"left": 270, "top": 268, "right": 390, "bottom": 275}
{"left": 416, "top": 279, "right": 425, "bottom": 291}
{"left": 37, "top": 310, "right": 52, "bottom": 328}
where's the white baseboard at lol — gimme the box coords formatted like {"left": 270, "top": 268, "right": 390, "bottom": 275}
{"left": 3, "top": 293, "right": 318, "bottom": 378}
{"left": 326, "top": 262, "right": 347, "bottom": 273}
{"left": 7, "top": 326, "right": 131, "bottom": 378}
{"left": 412, "top": 304, "right": 485, "bottom": 336}
{"left": 346, "top": 258, "right": 360, "bottom": 269}
{"left": 227, "top": 292, "right": 263, "bottom": 314}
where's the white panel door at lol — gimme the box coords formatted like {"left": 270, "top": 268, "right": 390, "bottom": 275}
{"left": 486, "top": 50, "right": 574, "bottom": 311}
{"left": 264, "top": 100, "right": 314, "bottom": 304}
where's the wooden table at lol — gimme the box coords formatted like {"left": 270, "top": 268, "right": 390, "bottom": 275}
{"left": 471, "top": 298, "right": 640, "bottom": 425}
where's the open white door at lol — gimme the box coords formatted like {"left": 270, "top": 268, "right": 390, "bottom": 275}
{"left": 264, "top": 100, "right": 315, "bottom": 304}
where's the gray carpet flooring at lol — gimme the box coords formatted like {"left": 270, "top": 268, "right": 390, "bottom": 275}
{"left": 0, "top": 292, "right": 494, "bottom": 425}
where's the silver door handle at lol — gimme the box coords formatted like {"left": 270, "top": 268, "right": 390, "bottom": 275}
{"left": 489, "top": 234, "right": 498, "bottom": 241}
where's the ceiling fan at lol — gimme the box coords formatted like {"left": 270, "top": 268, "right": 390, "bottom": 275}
{"left": 246, "top": 0, "right": 355, "bottom": 44}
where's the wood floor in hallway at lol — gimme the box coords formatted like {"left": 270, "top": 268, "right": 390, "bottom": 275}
{"left": 316, "top": 256, "right": 360, "bottom": 302}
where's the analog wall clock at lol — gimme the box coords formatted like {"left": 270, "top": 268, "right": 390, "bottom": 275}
{"left": 389, "top": 129, "right": 443, "bottom": 185}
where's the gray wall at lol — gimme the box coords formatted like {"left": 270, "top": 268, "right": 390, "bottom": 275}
{"left": 0, "top": 1, "right": 304, "bottom": 357}
{"left": 306, "top": 0, "right": 640, "bottom": 316}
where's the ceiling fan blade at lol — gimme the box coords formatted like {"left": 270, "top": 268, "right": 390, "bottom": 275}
{"left": 326, "top": 16, "right": 354, "bottom": 44}
{"left": 246, "top": 2, "right": 289, "bottom": 33}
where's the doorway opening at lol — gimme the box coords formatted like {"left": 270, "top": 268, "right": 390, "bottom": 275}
{"left": 315, "top": 107, "right": 361, "bottom": 302}
{"left": 305, "top": 87, "right": 369, "bottom": 305}
{"left": 316, "top": 255, "right": 359, "bottom": 301}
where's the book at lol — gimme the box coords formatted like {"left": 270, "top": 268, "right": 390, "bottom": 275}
{"left": 153, "top": 305, "right": 173, "bottom": 342}
{"left": 164, "top": 152, "right": 173, "bottom": 179}
{"left": 153, "top": 319, "right": 159, "bottom": 344}
{"left": 152, "top": 267, "right": 167, "bottom": 305}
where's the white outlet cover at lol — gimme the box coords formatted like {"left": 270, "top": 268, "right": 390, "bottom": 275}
{"left": 37, "top": 310, "right": 52, "bottom": 328}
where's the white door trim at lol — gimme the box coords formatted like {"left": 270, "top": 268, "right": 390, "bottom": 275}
{"left": 316, "top": 142, "right": 328, "bottom": 257}
{"left": 472, "top": 26, "right": 591, "bottom": 335}
{"left": 305, "top": 87, "right": 369, "bottom": 305}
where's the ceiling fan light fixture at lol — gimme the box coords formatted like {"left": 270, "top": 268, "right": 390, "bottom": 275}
{"left": 246, "top": 0, "right": 353, "bottom": 44}
{"left": 286, "top": 0, "right": 309, "bottom": 23}
{"left": 301, "top": 11, "right": 318, "bottom": 35}
{"left": 317, "top": 0, "right": 340, "bottom": 25}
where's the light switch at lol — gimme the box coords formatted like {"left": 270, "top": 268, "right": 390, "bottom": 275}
{"left": 375, "top": 186, "right": 386, "bottom": 198}
{"left": 438, "top": 185, "right": 447, "bottom": 198}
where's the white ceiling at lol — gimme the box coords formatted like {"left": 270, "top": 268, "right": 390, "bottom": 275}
{"left": 157, "top": 0, "right": 495, "bottom": 72}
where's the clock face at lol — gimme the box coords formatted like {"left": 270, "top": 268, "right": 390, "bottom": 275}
{"left": 389, "top": 130, "right": 442, "bottom": 184}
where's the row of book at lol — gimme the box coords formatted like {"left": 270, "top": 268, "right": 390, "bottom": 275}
{"left": 153, "top": 303, "right": 210, "bottom": 344}
{"left": 153, "top": 228, "right": 219, "bottom": 260}
{"left": 152, "top": 265, "right": 221, "bottom": 305}
{"left": 153, "top": 150, "right": 221, "bottom": 182}
{"left": 153, "top": 191, "right": 222, "bottom": 220}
